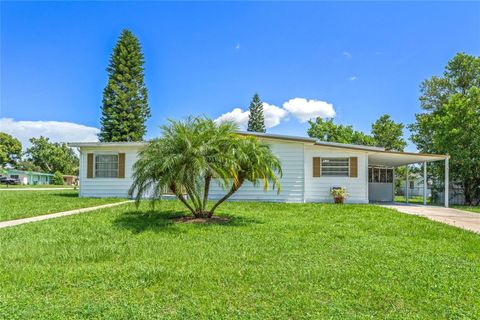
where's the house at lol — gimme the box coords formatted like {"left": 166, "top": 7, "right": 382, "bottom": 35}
{"left": 398, "top": 176, "right": 432, "bottom": 197}
{"left": 1, "top": 169, "right": 53, "bottom": 185}
{"left": 62, "top": 175, "right": 78, "bottom": 185}
{"left": 68, "top": 132, "right": 450, "bottom": 206}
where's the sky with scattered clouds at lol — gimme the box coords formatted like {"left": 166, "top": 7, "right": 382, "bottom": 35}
{"left": 1, "top": 2, "right": 479, "bottom": 150}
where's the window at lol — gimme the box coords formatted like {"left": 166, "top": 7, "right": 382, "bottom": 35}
{"left": 10, "top": 175, "right": 19, "bottom": 179}
{"left": 95, "top": 154, "right": 119, "bottom": 178}
{"left": 321, "top": 158, "right": 349, "bottom": 177}
{"left": 409, "top": 181, "right": 414, "bottom": 189}
{"left": 368, "top": 167, "right": 393, "bottom": 183}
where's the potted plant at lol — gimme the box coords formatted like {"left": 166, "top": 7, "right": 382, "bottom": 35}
{"left": 331, "top": 187, "right": 348, "bottom": 204}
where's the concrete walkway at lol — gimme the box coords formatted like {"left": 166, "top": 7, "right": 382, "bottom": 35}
{"left": 0, "top": 188, "right": 74, "bottom": 191}
{"left": 0, "top": 201, "right": 132, "bottom": 229}
{"left": 381, "top": 203, "right": 480, "bottom": 234}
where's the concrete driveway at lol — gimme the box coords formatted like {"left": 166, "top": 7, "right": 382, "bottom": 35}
{"left": 380, "top": 203, "right": 480, "bottom": 234}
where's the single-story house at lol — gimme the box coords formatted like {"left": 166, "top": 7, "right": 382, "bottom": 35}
{"left": 1, "top": 169, "right": 53, "bottom": 185}
{"left": 398, "top": 176, "right": 432, "bottom": 197}
{"left": 68, "top": 132, "right": 450, "bottom": 206}
{"left": 62, "top": 175, "right": 78, "bottom": 185}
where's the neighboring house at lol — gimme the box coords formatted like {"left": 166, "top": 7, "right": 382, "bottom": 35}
{"left": 398, "top": 176, "right": 432, "bottom": 197}
{"left": 62, "top": 175, "right": 78, "bottom": 185}
{"left": 1, "top": 169, "right": 53, "bottom": 185}
{"left": 68, "top": 132, "right": 449, "bottom": 205}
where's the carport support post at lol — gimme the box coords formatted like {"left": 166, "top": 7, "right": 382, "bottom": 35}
{"left": 423, "top": 161, "right": 427, "bottom": 205}
{"left": 405, "top": 165, "right": 409, "bottom": 204}
{"left": 445, "top": 157, "right": 449, "bottom": 208}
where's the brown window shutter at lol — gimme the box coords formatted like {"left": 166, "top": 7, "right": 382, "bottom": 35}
{"left": 349, "top": 157, "right": 358, "bottom": 178}
{"left": 313, "top": 157, "right": 321, "bottom": 177}
{"left": 118, "top": 153, "right": 126, "bottom": 178}
{"left": 87, "top": 153, "right": 94, "bottom": 178}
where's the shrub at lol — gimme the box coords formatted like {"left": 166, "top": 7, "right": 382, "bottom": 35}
{"left": 52, "top": 171, "right": 64, "bottom": 185}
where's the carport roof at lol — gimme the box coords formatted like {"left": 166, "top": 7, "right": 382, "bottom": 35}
{"left": 368, "top": 150, "right": 448, "bottom": 167}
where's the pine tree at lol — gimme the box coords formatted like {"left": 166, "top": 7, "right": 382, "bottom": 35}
{"left": 247, "top": 93, "right": 266, "bottom": 133}
{"left": 99, "top": 29, "right": 150, "bottom": 142}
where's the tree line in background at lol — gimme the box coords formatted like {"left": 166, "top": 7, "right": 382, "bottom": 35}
{"left": 0, "top": 133, "right": 79, "bottom": 179}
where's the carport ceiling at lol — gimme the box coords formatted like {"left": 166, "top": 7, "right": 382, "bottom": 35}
{"left": 368, "top": 151, "right": 447, "bottom": 167}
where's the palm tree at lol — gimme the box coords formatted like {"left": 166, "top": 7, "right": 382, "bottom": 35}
{"left": 129, "top": 117, "right": 282, "bottom": 217}
{"left": 210, "top": 136, "right": 282, "bottom": 214}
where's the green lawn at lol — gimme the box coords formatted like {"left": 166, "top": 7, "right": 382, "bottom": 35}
{"left": 0, "top": 190, "right": 126, "bottom": 221}
{"left": 453, "top": 205, "right": 480, "bottom": 214}
{"left": 394, "top": 195, "right": 433, "bottom": 204}
{"left": 0, "top": 184, "right": 74, "bottom": 189}
{"left": 0, "top": 200, "right": 479, "bottom": 319}
{"left": 394, "top": 196, "right": 480, "bottom": 214}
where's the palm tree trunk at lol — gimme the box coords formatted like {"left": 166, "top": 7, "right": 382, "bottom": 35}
{"left": 210, "top": 178, "right": 244, "bottom": 214}
{"left": 170, "top": 184, "right": 195, "bottom": 214}
{"left": 185, "top": 186, "right": 202, "bottom": 212}
{"left": 202, "top": 175, "right": 212, "bottom": 211}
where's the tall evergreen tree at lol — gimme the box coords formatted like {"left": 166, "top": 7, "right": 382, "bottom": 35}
{"left": 247, "top": 93, "right": 266, "bottom": 133}
{"left": 99, "top": 29, "right": 150, "bottom": 142}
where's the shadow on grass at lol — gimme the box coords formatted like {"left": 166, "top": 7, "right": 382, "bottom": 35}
{"left": 50, "top": 192, "right": 79, "bottom": 198}
{"left": 113, "top": 209, "right": 261, "bottom": 234}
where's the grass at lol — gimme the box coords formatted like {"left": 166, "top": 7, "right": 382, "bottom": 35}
{"left": 0, "top": 184, "right": 74, "bottom": 189}
{"left": 0, "top": 200, "right": 479, "bottom": 319}
{"left": 453, "top": 205, "right": 480, "bottom": 214}
{"left": 394, "top": 196, "right": 480, "bottom": 214}
{"left": 394, "top": 195, "right": 433, "bottom": 204}
{"left": 0, "top": 190, "right": 126, "bottom": 221}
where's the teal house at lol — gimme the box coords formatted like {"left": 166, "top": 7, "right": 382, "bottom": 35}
{"left": 1, "top": 169, "right": 53, "bottom": 185}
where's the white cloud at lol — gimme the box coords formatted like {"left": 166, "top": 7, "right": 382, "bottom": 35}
{"left": 216, "top": 98, "right": 335, "bottom": 128}
{"left": 235, "top": 43, "right": 241, "bottom": 50}
{"left": 342, "top": 51, "right": 352, "bottom": 59}
{"left": 262, "top": 102, "right": 288, "bottom": 128}
{"left": 349, "top": 76, "right": 357, "bottom": 81}
{"left": 282, "top": 98, "right": 336, "bottom": 123}
{"left": 0, "top": 118, "right": 99, "bottom": 148}
{"left": 215, "top": 102, "right": 288, "bottom": 129}
{"left": 215, "top": 108, "right": 249, "bottom": 128}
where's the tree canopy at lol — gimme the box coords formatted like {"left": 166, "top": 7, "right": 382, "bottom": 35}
{"left": 307, "top": 118, "right": 376, "bottom": 146}
{"left": 371, "top": 114, "right": 406, "bottom": 151}
{"left": 409, "top": 53, "right": 480, "bottom": 205}
{"left": 247, "top": 93, "right": 266, "bottom": 133}
{"left": 99, "top": 29, "right": 150, "bottom": 142}
{"left": 0, "top": 132, "right": 22, "bottom": 167}
{"left": 307, "top": 115, "right": 407, "bottom": 151}
{"left": 25, "top": 136, "right": 78, "bottom": 175}
{"left": 130, "top": 117, "right": 281, "bottom": 217}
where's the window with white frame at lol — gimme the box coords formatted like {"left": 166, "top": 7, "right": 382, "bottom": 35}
{"left": 321, "top": 158, "right": 349, "bottom": 177}
{"left": 95, "top": 154, "right": 119, "bottom": 178}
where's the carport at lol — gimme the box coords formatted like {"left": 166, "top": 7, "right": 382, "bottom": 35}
{"left": 367, "top": 150, "right": 449, "bottom": 207}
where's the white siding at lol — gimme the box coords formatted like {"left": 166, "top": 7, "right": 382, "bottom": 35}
{"left": 77, "top": 140, "right": 370, "bottom": 204}
{"left": 208, "top": 139, "right": 305, "bottom": 203}
{"left": 304, "top": 146, "right": 369, "bottom": 203}
{"left": 78, "top": 146, "right": 141, "bottom": 198}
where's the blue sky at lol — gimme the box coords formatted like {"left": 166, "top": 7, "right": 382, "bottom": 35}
{"left": 1, "top": 1, "right": 479, "bottom": 150}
